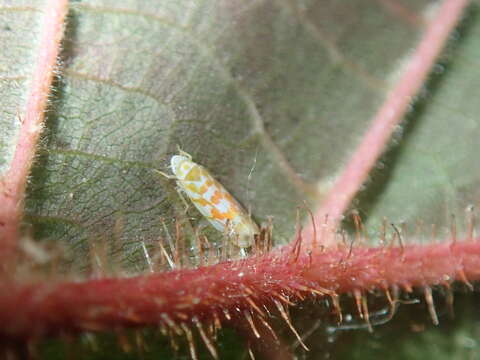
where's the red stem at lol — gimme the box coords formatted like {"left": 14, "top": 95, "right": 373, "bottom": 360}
{"left": 302, "top": 0, "right": 470, "bottom": 247}
{"left": 0, "top": 0, "right": 68, "bottom": 263}
{"left": 1, "top": 239, "right": 479, "bottom": 339}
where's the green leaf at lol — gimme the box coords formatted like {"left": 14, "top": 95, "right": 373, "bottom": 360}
{"left": 0, "top": 2, "right": 44, "bottom": 171}
{"left": 358, "top": 7, "right": 480, "bottom": 237}
{"left": 21, "top": 0, "right": 431, "bottom": 264}
{"left": 2, "top": 1, "right": 480, "bottom": 359}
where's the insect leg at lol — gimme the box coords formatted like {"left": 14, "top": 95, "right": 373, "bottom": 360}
{"left": 175, "top": 184, "right": 192, "bottom": 213}
{"left": 153, "top": 169, "right": 177, "bottom": 180}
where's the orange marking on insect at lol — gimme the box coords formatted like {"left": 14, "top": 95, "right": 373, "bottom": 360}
{"left": 211, "top": 190, "right": 224, "bottom": 205}
{"left": 185, "top": 183, "right": 198, "bottom": 193}
{"left": 222, "top": 191, "right": 238, "bottom": 207}
{"left": 184, "top": 166, "right": 201, "bottom": 181}
{"left": 197, "top": 184, "right": 210, "bottom": 195}
{"left": 168, "top": 151, "right": 259, "bottom": 248}
{"left": 192, "top": 197, "right": 210, "bottom": 207}
{"left": 211, "top": 207, "right": 230, "bottom": 221}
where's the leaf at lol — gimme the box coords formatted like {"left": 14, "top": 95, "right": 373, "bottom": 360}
{"left": 0, "top": 2, "right": 44, "bottom": 171}
{"left": 357, "top": 6, "right": 480, "bottom": 236}
{"left": 14, "top": 0, "right": 431, "bottom": 263}
{"left": 2, "top": 0, "right": 480, "bottom": 359}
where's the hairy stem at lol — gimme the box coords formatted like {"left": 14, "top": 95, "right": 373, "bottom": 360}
{"left": 0, "top": 0, "right": 68, "bottom": 264}
{"left": 1, "top": 238, "right": 479, "bottom": 340}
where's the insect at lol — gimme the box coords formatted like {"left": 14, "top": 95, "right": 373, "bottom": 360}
{"left": 160, "top": 150, "right": 259, "bottom": 249}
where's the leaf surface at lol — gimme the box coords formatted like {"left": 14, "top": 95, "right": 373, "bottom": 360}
{"left": 2, "top": 0, "right": 479, "bottom": 359}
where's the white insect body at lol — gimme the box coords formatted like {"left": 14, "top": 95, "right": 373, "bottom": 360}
{"left": 169, "top": 152, "right": 259, "bottom": 248}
